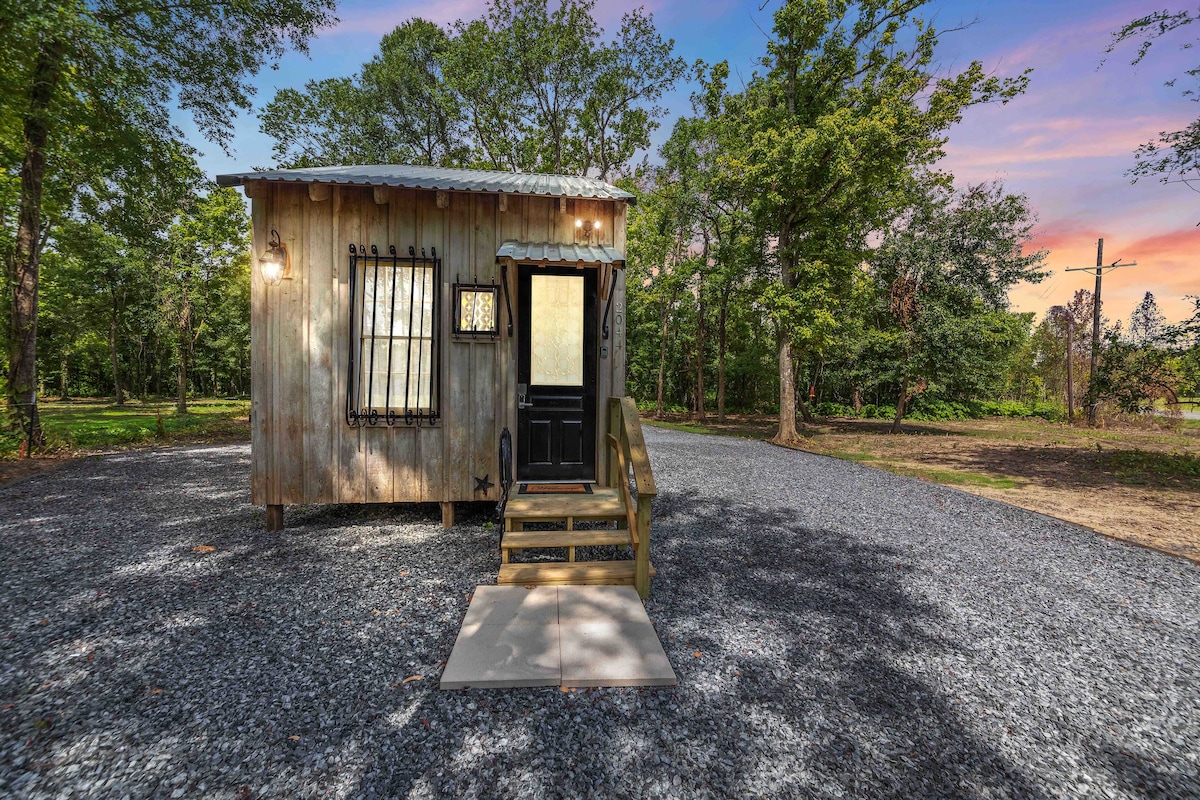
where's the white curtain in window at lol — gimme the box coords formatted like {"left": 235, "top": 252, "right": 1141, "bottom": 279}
{"left": 361, "top": 266, "right": 434, "bottom": 410}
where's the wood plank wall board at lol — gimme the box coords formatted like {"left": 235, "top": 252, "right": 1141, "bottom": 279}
{"left": 445, "top": 191, "right": 473, "bottom": 498}
{"left": 279, "top": 186, "right": 308, "bottom": 504}
{"left": 390, "top": 188, "right": 419, "bottom": 502}
{"left": 498, "top": 195, "right": 523, "bottom": 484}
{"left": 612, "top": 202, "right": 628, "bottom": 399}
{"left": 417, "top": 190, "right": 446, "bottom": 501}
{"left": 250, "top": 191, "right": 269, "bottom": 504}
{"left": 471, "top": 193, "right": 498, "bottom": 501}
{"left": 328, "top": 185, "right": 343, "bottom": 502}
{"left": 304, "top": 187, "right": 334, "bottom": 502}
{"left": 363, "top": 187, "right": 392, "bottom": 503}
{"left": 336, "top": 187, "right": 367, "bottom": 503}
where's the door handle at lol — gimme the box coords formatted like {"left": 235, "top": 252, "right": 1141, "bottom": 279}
{"left": 518, "top": 394, "right": 533, "bottom": 410}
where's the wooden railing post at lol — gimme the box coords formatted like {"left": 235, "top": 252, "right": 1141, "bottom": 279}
{"left": 607, "top": 398, "right": 621, "bottom": 489}
{"left": 634, "top": 495, "right": 652, "bottom": 598}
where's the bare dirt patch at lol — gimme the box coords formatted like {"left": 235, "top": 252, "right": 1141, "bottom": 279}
{"left": 645, "top": 413, "right": 1200, "bottom": 563}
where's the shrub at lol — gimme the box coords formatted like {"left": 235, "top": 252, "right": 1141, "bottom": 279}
{"left": 817, "top": 401, "right": 855, "bottom": 417}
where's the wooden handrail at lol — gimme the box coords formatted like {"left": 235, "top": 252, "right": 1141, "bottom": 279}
{"left": 607, "top": 396, "right": 656, "bottom": 598}
{"left": 615, "top": 397, "right": 656, "bottom": 497}
{"left": 604, "top": 433, "right": 639, "bottom": 549}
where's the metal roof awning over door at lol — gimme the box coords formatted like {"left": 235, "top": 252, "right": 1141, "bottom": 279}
{"left": 496, "top": 240, "right": 625, "bottom": 267}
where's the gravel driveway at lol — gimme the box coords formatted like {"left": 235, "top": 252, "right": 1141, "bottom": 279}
{"left": 1, "top": 427, "right": 1197, "bottom": 799}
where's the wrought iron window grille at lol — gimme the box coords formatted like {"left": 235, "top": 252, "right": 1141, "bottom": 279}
{"left": 452, "top": 275, "right": 500, "bottom": 338}
{"left": 345, "top": 244, "right": 441, "bottom": 427}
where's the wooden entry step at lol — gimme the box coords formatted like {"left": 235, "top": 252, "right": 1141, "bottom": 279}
{"left": 502, "top": 529, "right": 631, "bottom": 550}
{"left": 503, "top": 487, "right": 624, "bottom": 524}
{"left": 498, "top": 561, "right": 657, "bottom": 587}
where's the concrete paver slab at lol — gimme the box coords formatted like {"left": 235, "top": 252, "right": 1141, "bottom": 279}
{"left": 557, "top": 585, "right": 647, "bottom": 623}
{"left": 440, "top": 621, "right": 561, "bottom": 689}
{"left": 559, "top": 620, "right": 678, "bottom": 688}
{"left": 462, "top": 585, "right": 558, "bottom": 626}
{"left": 442, "top": 585, "right": 676, "bottom": 689}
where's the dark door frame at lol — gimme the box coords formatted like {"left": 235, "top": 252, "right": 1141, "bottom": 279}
{"left": 516, "top": 264, "right": 598, "bottom": 482}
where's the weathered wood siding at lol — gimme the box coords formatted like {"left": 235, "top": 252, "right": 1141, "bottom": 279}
{"left": 250, "top": 183, "right": 627, "bottom": 505}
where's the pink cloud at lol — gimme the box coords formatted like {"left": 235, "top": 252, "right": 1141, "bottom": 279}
{"left": 1013, "top": 219, "right": 1200, "bottom": 324}
{"left": 944, "top": 115, "right": 1184, "bottom": 173}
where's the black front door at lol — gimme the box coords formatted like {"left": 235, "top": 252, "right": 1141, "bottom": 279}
{"left": 517, "top": 264, "right": 597, "bottom": 481}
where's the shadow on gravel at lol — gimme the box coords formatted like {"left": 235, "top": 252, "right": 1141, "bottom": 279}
{"left": 642, "top": 489, "right": 1050, "bottom": 798}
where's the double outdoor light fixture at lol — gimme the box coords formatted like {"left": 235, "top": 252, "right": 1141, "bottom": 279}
{"left": 259, "top": 229, "right": 291, "bottom": 285}
{"left": 575, "top": 218, "right": 603, "bottom": 245}
{"left": 575, "top": 218, "right": 602, "bottom": 236}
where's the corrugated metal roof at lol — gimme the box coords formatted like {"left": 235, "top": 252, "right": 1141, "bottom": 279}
{"left": 497, "top": 240, "right": 625, "bottom": 265}
{"left": 215, "top": 164, "right": 635, "bottom": 204}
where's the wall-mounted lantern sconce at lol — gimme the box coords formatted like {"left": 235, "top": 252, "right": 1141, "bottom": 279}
{"left": 259, "top": 229, "right": 291, "bottom": 285}
{"left": 575, "top": 218, "right": 602, "bottom": 243}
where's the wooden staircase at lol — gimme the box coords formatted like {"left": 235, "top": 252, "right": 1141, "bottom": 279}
{"left": 499, "top": 398, "right": 657, "bottom": 597}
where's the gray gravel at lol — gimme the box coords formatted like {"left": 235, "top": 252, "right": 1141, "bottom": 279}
{"left": 1, "top": 428, "right": 1197, "bottom": 799}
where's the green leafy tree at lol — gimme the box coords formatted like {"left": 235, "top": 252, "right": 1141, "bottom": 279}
{"left": 1092, "top": 333, "right": 1182, "bottom": 414}
{"left": 263, "top": 19, "right": 469, "bottom": 168}
{"left": 160, "top": 187, "right": 249, "bottom": 413}
{"left": 730, "top": 0, "right": 1031, "bottom": 442}
{"left": 3, "top": 0, "right": 335, "bottom": 450}
{"left": 1128, "top": 291, "right": 1167, "bottom": 345}
{"left": 264, "top": 1, "right": 688, "bottom": 178}
{"left": 1108, "top": 8, "right": 1200, "bottom": 190}
{"left": 871, "top": 182, "right": 1048, "bottom": 432}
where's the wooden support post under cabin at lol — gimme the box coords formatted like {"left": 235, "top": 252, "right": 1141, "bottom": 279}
{"left": 266, "top": 504, "right": 284, "bottom": 532}
{"left": 440, "top": 501, "right": 455, "bottom": 529}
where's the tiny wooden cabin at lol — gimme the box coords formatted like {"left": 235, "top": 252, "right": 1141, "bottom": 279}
{"left": 217, "top": 165, "right": 657, "bottom": 594}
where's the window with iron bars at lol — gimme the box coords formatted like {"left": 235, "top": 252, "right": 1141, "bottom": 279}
{"left": 345, "top": 244, "right": 441, "bottom": 426}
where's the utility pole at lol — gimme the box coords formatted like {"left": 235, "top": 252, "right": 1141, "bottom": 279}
{"left": 1065, "top": 315, "right": 1074, "bottom": 420}
{"left": 1065, "top": 238, "right": 1138, "bottom": 425}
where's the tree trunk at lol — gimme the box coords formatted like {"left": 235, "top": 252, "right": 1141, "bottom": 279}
{"left": 176, "top": 348, "right": 188, "bottom": 414}
{"left": 7, "top": 39, "right": 64, "bottom": 454}
{"left": 774, "top": 216, "right": 799, "bottom": 443}
{"left": 717, "top": 297, "right": 728, "bottom": 422}
{"left": 176, "top": 295, "right": 190, "bottom": 414}
{"left": 796, "top": 384, "right": 814, "bottom": 423}
{"left": 655, "top": 307, "right": 668, "bottom": 417}
{"left": 891, "top": 375, "right": 909, "bottom": 434}
{"left": 695, "top": 301, "right": 706, "bottom": 420}
{"left": 773, "top": 337, "right": 798, "bottom": 443}
{"left": 852, "top": 386, "right": 863, "bottom": 412}
{"left": 109, "top": 317, "right": 124, "bottom": 406}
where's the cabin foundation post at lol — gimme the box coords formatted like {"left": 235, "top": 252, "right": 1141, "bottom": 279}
{"left": 266, "top": 505, "right": 284, "bottom": 532}
{"left": 440, "top": 502, "right": 455, "bottom": 529}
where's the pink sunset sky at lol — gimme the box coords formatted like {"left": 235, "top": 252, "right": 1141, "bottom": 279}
{"left": 193, "top": 0, "right": 1199, "bottom": 326}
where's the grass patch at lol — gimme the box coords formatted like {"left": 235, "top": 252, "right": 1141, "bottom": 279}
{"left": 1103, "top": 449, "right": 1200, "bottom": 485}
{"left": 826, "top": 450, "right": 879, "bottom": 462}
{"left": 641, "top": 418, "right": 753, "bottom": 438}
{"left": 883, "top": 464, "right": 1019, "bottom": 489}
{"left": 1, "top": 398, "right": 250, "bottom": 457}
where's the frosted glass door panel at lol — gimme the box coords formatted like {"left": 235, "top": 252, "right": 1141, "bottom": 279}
{"left": 530, "top": 274, "right": 584, "bottom": 386}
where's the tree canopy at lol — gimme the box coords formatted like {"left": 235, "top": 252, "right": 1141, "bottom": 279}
{"left": 261, "top": 0, "right": 691, "bottom": 178}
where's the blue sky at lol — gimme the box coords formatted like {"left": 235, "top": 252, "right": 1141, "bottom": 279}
{"left": 190, "top": 0, "right": 1199, "bottom": 324}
